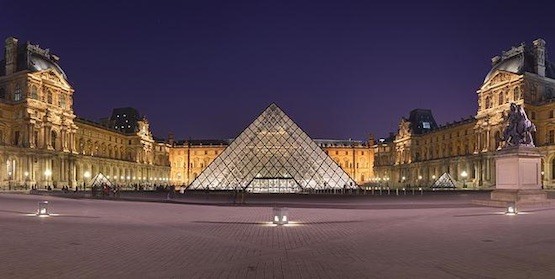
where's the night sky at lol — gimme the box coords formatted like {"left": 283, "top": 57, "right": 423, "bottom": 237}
{"left": 2, "top": 0, "right": 555, "bottom": 141}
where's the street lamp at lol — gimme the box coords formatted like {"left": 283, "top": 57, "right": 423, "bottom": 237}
{"left": 24, "top": 171, "right": 29, "bottom": 189}
{"left": 461, "top": 170, "right": 468, "bottom": 188}
{"left": 44, "top": 169, "right": 52, "bottom": 188}
{"left": 418, "top": 175, "right": 422, "bottom": 187}
{"left": 83, "top": 171, "right": 91, "bottom": 190}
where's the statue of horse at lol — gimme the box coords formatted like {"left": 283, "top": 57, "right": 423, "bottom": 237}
{"left": 502, "top": 103, "right": 536, "bottom": 147}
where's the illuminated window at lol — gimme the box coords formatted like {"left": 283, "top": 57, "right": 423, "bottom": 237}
{"left": 422, "top": 122, "right": 431, "bottom": 129}
{"left": 13, "top": 84, "right": 22, "bottom": 101}
{"left": 60, "top": 95, "right": 66, "bottom": 108}
{"left": 485, "top": 96, "right": 491, "bottom": 109}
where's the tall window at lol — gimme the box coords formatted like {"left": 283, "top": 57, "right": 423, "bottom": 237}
{"left": 549, "top": 130, "right": 554, "bottom": 145}
{"left": 47, "top": 90, "right": 53, "bottom": 104}
{"left": 485, "top": 96, "right": 492, "bottom": 109}
{"left": 13, "top": 84, "right": 22, "bottom": 101}
{"left": 30, "top": 85, "right": 38, "bottom": 99}
{"left": 0, "top": 87, "right": 5, "bottom": 99}
{"left": 51, "top": 131, "right": 57, "bottom": 150}
{"left": 498, "top": 92, "right": 504, "bottom": 105}
{"left": 14, "top": 131, "right": 20, "bottom": 146}
{"left": 59, "top": 95, "right": 66, "bottom": 108}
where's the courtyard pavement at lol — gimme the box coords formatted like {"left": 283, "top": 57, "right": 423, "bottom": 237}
{"left": 2, "top": 192, "right": 555, "bottom": 278}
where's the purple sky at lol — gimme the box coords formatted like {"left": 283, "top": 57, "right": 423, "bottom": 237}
{"left": 2, "top": 0, "right": 555, "bottom": 140}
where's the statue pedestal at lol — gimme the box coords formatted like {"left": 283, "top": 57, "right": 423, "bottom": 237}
{"left": 491, "top": 146, "right": 547, "bottom": 206}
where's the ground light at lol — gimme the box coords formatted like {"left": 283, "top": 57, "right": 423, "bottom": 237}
{"left": 37, "top": 201, "right": 49, "bottom": 216}
{"left": 506, "top": 201, "right": 518, "bottom": 215}
{"left": 273, "top": 207, "right": 288, "bottom": 225}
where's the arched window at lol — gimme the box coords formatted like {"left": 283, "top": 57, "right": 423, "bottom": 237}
{"left": 551, "top": 158, "right": 555, "bottom": 180}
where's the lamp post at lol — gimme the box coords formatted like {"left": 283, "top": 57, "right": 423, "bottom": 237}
{"left": 24, "top": 171, "right": 29, "bottom": 190}
{"left": 83, "top": 171, "right": 91, "bottom": 191}
{"left": 461, "top": 170, "right": 468, "bottom": 189}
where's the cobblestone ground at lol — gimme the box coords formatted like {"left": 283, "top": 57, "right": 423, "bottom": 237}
{"left": 1, "top": 193, "right": 555, "bottom": 278}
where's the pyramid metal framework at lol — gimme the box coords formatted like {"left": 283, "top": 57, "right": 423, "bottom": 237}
{"left": 431, "top": 173, "right": 456, "bottom": 189}
{"left": 188, "top": 104, "right": 357, "bottom": 193}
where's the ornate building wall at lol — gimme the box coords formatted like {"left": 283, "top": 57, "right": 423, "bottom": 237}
{"left": 0, "top": 37, "right": 170, "bottom": 190}
{"left": 374, "top": 39, "right": 555, "bottom": 189}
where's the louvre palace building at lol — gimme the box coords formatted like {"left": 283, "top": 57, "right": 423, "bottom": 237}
{"left": 0, "top": 37, "right": 171, "bottom": 189}
{"left": 3, "top": 36, "right": 555, "bottom": 192}
{"left": 0, "top": 37, "right": 374, "bottom": 191}
{"left": 373, "top": 39, "right": 555, "bottom": 189}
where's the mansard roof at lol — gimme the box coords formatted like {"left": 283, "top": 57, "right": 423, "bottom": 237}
{"left": 1, "top": 39, "right": 67, "bottom": 80}
{"left": 484, "top": 40, "right": 555, "bottom": 83}
{"left": 407, "top": 109, "right": 438, "bottom": 134}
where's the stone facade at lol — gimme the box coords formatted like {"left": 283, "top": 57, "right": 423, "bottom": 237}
{"left": 374, "top": 39, "right": 555, "bottom": 189}
{"left": 0, "top": 37, "right": 170, "bottom": 189}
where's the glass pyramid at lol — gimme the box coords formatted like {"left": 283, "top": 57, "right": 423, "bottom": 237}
{"left": 188, "top": 103, "right": 357, "bottom": 193}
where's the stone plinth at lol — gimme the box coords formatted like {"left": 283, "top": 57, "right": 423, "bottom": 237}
{"left": 491, "top": 146, "right": 547, "bottom": 205}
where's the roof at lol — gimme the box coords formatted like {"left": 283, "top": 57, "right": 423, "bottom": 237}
{"left": 313, "top": 139, "right": 367, "bottom": 147}
{"left": 407, "top": 109, "right": 438, "bottom": 134}
{"left": 484, "top": 40, "right": 555, "bottom": 83}
{"left": 1, "top": 39, "right": 67, "bottom": 80}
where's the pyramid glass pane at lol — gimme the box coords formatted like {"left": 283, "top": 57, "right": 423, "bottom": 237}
{"left": 188, "top": 104, "right": 357, "bottom": 193}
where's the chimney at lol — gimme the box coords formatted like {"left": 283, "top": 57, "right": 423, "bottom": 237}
{"left": 4, "top": 37, "right": 18, "bottom": 75}
{"left": 368, "top": 133, "right": 375, "bottom": 146}
{"left": 168, "top": 132, "right": 175, "bottom": 145}
{"left": 533, "top": 38, "right": 546, "bottom": 77}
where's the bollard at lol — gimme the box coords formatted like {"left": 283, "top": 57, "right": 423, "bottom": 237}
{"left": 396, "top": 188, "right": 399, "bottom": 196}
{"left": 379, "top": 187, "right": 382, "bottom": 195}
{"left": 403, "top": 188, "right": 406, "bottom": 195}
{"left": 37, "top": 201, "right": 49, "bottom": 216}
{"left": 506, "top": 201, "right": 517, "bottom": 215}
{"left": 273, "top": 207, "right": 289, "bottom": 225}
{"left": 387, "top": 187, "right": 391, "bottom": 195}
{"left": 419, "top": 187, "right": 423, "bottom": 195}
{"left": 412, "top": 188, "right": 415, "bottom": 195}
{"left": 371, "top": 187, "right": 374, "bottom": 195}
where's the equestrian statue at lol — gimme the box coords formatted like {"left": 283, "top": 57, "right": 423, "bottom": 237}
{"left": 502, "top": 103, "right": 536, "bottom": 147}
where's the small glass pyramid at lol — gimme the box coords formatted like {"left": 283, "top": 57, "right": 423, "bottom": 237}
{"left": 188, "top": 103, "right": 357, "bottom": 193}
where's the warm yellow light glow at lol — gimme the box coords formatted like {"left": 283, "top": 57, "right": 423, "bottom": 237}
{"left": 44, "top": 170, "right": 52, "bottom": 177}
{"left": 84, "top": 171, "right": 91, "bottom": 178}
